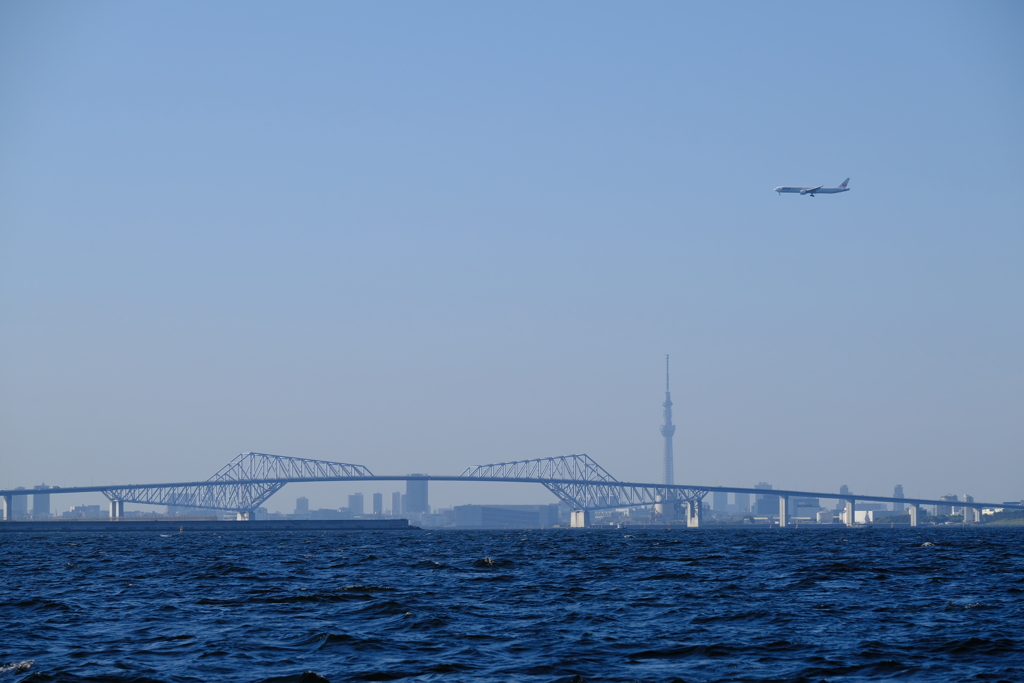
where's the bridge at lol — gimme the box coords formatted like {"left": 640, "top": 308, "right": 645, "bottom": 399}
{"left": 1, "top": 452, "right": 1016, "bottom": 527}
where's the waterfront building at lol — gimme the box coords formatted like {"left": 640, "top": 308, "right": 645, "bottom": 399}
{"left": 734, "top": 492, "right": 750, "bottom": 514}
{"left": 754, "top": 483, "right": 777, "bottom": 515}
{"left": 348, "top": 493, "right": 364, "bottom": 517}
{"left": 454, "top": 504, "right": 560, "bottom": 529}
{"left": 391, "top": 491, "right": 401, "bottom": 517}
{"left": 893, "top": 484, "right": 905, "bottom": 512}
{"left": 63, "top": 505, "right": 104, "bottom": 519}
{"left": 372, "top": 492, "right": 383, "bottom": 516}
{"left": 406, "top": 476, "right": 429, "bottom": 514}
{"left": 9, "top": 488, "right": 29, "bottom": 520}
{"left": 791, "top": 497, "right": 821, "bottom": 518}
{"left": 938, "top": 494, "right": 958, "bottom": 516}
{"left": 32, "top": 484, "right": 51, "bottom": 520}
{"left": 295, "top": 497, "right": 309, "bottom": 516}
{"left": 834, "top": 485, "right": 851, "bottom": 514}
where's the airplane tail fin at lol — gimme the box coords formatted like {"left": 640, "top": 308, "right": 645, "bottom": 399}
{"left": 839, "top": 178, "right": 850, "bottom": 188}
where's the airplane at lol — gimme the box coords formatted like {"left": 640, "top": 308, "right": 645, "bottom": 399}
{"left": 774, "top": 178, "right": 850, "bottom": 197}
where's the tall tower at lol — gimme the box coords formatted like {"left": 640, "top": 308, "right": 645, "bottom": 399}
{"left": 660, "top": 355, "right": 676, "bottom": 486}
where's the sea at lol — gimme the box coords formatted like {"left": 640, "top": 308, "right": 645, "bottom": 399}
{"left": 2, "top": 526, "right": 1022, "bottom": 682}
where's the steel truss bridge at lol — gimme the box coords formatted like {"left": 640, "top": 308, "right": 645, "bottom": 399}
{"left": 2, "top": 452, "right": 1017, "bottom": 527}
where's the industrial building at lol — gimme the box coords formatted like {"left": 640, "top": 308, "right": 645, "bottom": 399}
{"left": 454, "top": 504, "right": 560, "bottom": 528}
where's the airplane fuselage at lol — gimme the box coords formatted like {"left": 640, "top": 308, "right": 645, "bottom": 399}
{"left": 774, "top": 179, "right": 850, "bottom": 196}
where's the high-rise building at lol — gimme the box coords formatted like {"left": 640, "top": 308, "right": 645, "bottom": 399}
{"left": 392, "top": 491, "right": 402, "bottom": 517}
{"left": 295, "top": 496, "right": 309, "bottom": 516}
{"left": 348, "top": 493, "right": 364, "bottom": 517}
{"left": 734, "top": 492, "right": 750, "bottom": 513}
{"left": 754, "top": 482, "right": 777, "bottom": 515}
{"left": 938, "top": 494, "right": 957, "bottom": 516}
{"left": 405, "top": 476, "right": 429, "bottom": 514}
{"left": 11, "top": 487, "right": 29, "bottom": 519}
{"left": 33, "top": 484, "right": 51, "bottom": 520}
{"left": 962, "top": 494, "right": 975, "bottom": 519}
{"left": 893, "top": 484, "right": 905, "bottom": 512}
{"left": 372, "top": 493, "right": 383, "bottom": 516}
{"left": 712, "top": 491, "right": 728, "bottom": 511}
{"left": 660, "top": 355, "right": 676, "bottom": 486}
{"left": 835, "top": 485, "right": 851, "bottom": 514}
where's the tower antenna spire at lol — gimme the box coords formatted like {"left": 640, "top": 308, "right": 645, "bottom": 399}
{"left": 660, "top": 355, "right": 676, "bottom": 486}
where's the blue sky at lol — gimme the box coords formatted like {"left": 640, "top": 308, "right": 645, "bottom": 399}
{"left": 2, "top": 2, "right": 1022, "bottom": 512}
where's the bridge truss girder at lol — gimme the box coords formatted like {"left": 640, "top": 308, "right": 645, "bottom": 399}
{"left": 101, "top": 453, "right": 372, "bottom": 513}
{"left": 210, "top": 452, "right": 373, "bottom": 482}
{"left": 101, "top": 481, "right": 288, "bottom": 513}
{"left": 543, "top": 482, "right": 708, "bottom": 511}
{"left": 460, "top": 454, "right": 618, "bottom": 484}
{"left": 462, "top": 454, "right": 707, "bottom": 511}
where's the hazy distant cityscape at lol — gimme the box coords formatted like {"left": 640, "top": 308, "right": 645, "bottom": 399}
{"left": 3, "top": 356, "right": 1021, "bottom": 527}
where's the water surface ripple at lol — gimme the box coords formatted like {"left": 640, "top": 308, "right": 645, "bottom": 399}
{"left": 2, "top": 527, "right": 1022, "bottom": 682}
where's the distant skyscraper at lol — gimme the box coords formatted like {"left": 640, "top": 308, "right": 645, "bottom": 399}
{"left": 938, "top": 494, "right": 957, "bottom": 517}
{"left": 712, "top": 491, "right": 728, "bottom": 511}
{"left": 405, "top": 476, "right": 429, "bottom": 514}
{"left": 893, "top": 484, "right": 905, "bottom": 512}
{"left": 754, "top": 482, "right": 777, "bottom": 515}
{"left": 835, "top": 485, "right": 851, "bottom": 513}
{"left": 295, "top": 496, "right": 309, "bottom": 516}
{"left": 392, "top": 491, "right": 402, "bottom": 516}
{"left": 372, "top": 492, "right": 383, "bottom": 516}
{"left": 734, "top": 492, "right": 750, "bottom": 513}
{"left": 12, "top": 487, "right": 28, "bottom": 520}
{"left": 33, "top": 484, "right": 51, "bottom": 520}
{"left": 660, "top": 355, "right": 676, "bottom": 486}
{"left": 348, "top": 493, "right": 364, "bottom": 517}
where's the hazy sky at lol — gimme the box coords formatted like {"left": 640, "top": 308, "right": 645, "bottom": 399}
{"left": 2, "top": 1, "right": 1022, "bottom": 513}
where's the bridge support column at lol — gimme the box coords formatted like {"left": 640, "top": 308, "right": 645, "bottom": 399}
{"left": 570, "top": 510, "right": 590, "bottom": 528}
{"left": 909, "top": 505, "right": 918, "bottom": 527}
{"left": 844, "top": 500, "right": 856, "bottom": 526}
{"left": 654, "top": 496, "right": 675, "bottom": 522}
{"left": 686, "top": 500, "right": 702, "bottom": 528}
{"left": 2, "top": 494, "right": 11, "bottom": 521}
{"left": 779, "top": 496, "right": 789, "bottom": 528}
{"left": 964, "top": 507, "right": 979, "bottom": 524}
{"left": 109, "top": 500, "right": 124, "bottom": 519}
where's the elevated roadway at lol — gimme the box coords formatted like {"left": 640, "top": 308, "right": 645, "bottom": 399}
{"left": 2, "top": 452, "right": 1018, "bottom": 527}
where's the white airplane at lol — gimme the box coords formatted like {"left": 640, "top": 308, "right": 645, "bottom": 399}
{"left": 774, "top": 178, "right": 850, "bottom": 197}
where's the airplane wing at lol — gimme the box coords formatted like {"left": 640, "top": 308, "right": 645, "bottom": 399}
{"left": 800, "top": 186, "right": 823, "bottom": 194}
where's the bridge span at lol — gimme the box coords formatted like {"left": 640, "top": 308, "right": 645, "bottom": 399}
{"left": 1, "top": 452, "right": 1016, "bottom": 527}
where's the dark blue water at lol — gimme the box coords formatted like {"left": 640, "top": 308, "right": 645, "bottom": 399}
{"left": 2, "top": 527, "right": 1022, "bottom": 682}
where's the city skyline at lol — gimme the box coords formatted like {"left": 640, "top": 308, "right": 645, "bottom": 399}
{"left": 2, "top": 3, "right": 1022, "bottom": 509}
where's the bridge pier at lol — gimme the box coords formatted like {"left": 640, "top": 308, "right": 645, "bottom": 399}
{"left": 653, "top": 495, "right": 676, "bottom": 522}
{"left": 964, "top": 506, "right": 979, "bottom": 524}
{"left": 844, "top": 500, "right": 856, "bottom": 526}
{"left": 2, "top": 494, "right": 11, "bottom": 521}
{"left": 909, "top": 505, "right": 918, "bottom": 527}
{"left": 778, "top": 496, "right": 789, "bottom": 528}
{"left": 570, "top": 510, "right": 590, "bottom": 528}
{"left": 685, "top": 499, "right": 702, "bottom": 528}
{"left": 109, "top": 500, "right": 124, "bottom": 519}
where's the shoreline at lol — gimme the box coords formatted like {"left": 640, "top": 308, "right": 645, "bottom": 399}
{"left": 0, "top": 519, "right": 415, "bottom": 533}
